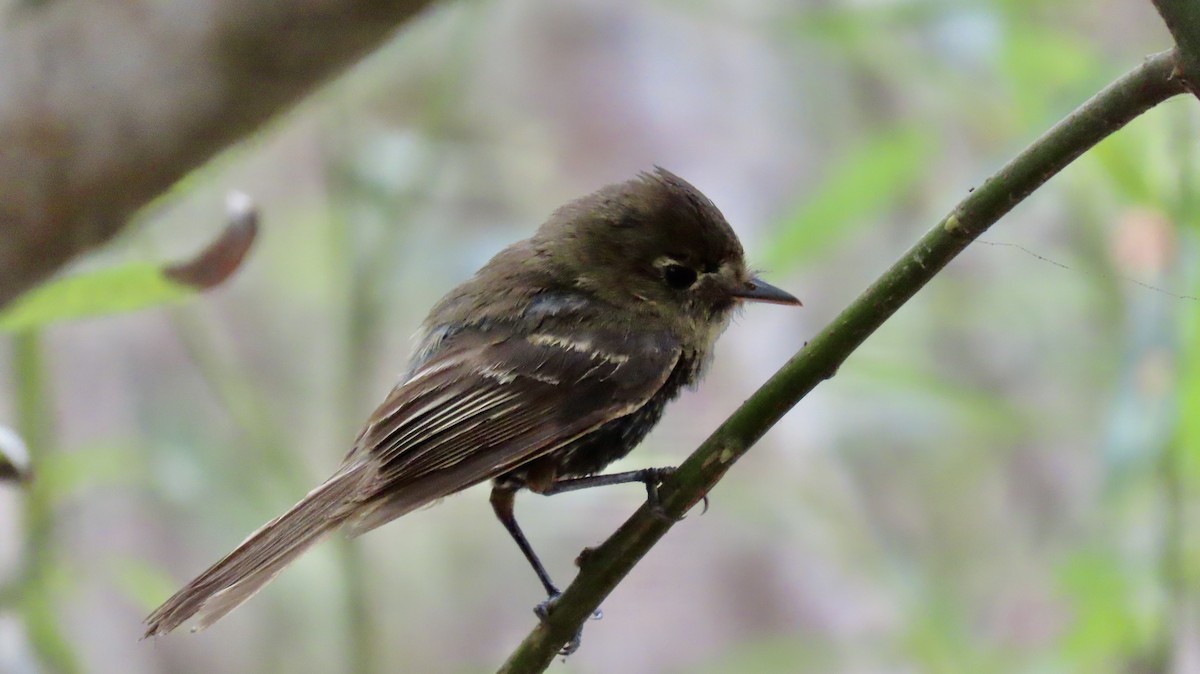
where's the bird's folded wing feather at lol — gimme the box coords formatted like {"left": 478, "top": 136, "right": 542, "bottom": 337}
{"left": 343, "top": 327, "right": 681, "bottom": 534}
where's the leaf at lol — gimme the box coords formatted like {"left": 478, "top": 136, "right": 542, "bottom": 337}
{"left": 164, "top": 191, "right": 259, "bottom": 290}
{"left": 0, "top": 264, "right": 194, "bottom": 332}
{"left": 763, "top": 127, "right": 933, "bottom": 270}
{"left": 0, "top": 192, "right": 258, "bottom": 332}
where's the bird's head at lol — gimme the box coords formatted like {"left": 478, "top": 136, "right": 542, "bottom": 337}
{"left": 535, "top": 168, "right": 800, "bottom": 346}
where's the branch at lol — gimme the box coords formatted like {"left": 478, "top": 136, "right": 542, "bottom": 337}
{"left": 0, "top": 0, "right": 435, "bottom": 308}
{"left": 496, "top": 49, "right": 1186, "bottom": 673}
{"left": 1152, "top": 0, "right": 1200, "bottom": 96}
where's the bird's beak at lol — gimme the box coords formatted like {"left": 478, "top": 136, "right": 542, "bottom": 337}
{"left": 732, "top": 276, "right": 802, "bottom": 306}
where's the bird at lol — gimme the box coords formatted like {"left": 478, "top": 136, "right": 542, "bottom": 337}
{"left": 143, "top": 167, "right": 800, "bottom": 642}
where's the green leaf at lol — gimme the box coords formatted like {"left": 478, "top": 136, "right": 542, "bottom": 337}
{"left": 763, "top": 127, "right": 933, "bottom": 270}
{"left": 0, "top": 263, "right": 194, "bottom": 332}
{"left": 1, "top": 197, "right": 256, "bottom": 331}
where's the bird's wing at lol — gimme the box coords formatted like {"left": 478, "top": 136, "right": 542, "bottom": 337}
{"left": 343, "top": 327, "right": 681, "bottom": 534}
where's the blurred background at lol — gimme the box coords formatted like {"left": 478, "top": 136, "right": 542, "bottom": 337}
{"left": 2, "top": 0, "right": 1200, "bottom": 672}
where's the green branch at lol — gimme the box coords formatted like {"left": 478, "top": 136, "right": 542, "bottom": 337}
{"left": 496, "top": 49, "right": 1185, "bottom": 673}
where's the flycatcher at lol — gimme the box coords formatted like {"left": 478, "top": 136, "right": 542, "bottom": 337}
{"left": 144, "top": 168, "right": 800, "bottom": 642}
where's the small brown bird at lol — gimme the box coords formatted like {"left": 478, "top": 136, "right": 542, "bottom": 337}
{"left": 144, "top": 168, "right": 799, "bottom": 640}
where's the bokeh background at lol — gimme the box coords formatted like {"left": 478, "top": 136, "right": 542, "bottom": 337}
{"left": 3, "top": 0, "right": 1200, "bottom": 672}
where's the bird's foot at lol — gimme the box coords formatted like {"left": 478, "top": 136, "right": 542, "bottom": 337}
{"left": 644, "top": 467, "right": 679, "bottom": 522}
{"left": 644, "top": 467, "right": 709, "bottom": 521}
{"left": 534, "top": 591, "right": 602, "bottom": 656}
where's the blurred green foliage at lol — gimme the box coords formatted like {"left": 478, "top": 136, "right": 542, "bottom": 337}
{"left": 765, "top": 127, "right": 934, "bottom": 271}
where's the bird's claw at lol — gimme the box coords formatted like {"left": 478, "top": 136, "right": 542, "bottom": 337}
{"left": 649, "top": 501, "right": 684, "bottom": 522}
{"left": 645, "top": 468, "right": 710, "bottom": 521}
{"left": 560, "top": 633, "right": 582, "bottom": 657}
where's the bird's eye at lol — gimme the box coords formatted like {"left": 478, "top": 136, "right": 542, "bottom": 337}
{"left": 662, "top": 264, "right": 698, "bottom": 290}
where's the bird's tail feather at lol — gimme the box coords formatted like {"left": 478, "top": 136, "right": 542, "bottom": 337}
{"left": 143, "top": 465, "right": 369, "bottom": 637}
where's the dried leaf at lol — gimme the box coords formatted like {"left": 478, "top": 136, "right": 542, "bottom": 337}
{"left": 164, "top": 192, "right": 259, "bottom": 290}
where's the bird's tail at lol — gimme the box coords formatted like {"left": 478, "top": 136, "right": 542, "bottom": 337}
{"left": 143, "top": 465, "right": 370, "bottom": 637}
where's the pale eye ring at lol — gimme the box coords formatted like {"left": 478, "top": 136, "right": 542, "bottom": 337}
{"left": 662, "top": 264, "right": 698, "bottom": 290}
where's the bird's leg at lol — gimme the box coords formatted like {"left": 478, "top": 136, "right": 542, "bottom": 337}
{"left": 490, "top": 482, "right": 591, "bottom": 656}
{"left": 490, "top": 483, "right": 559, "bottom": 598}
{"left": 490, "top": 466, "right": 704, "bottom": 654}
{"left": 539, "top": 467, "right": 703, "bottom": 522}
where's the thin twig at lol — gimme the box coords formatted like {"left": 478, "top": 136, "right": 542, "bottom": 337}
{"left": 497, "top": 49, "right": 1185, "bottom": 673}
